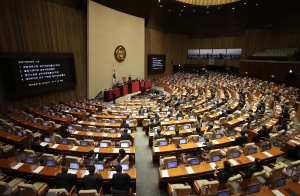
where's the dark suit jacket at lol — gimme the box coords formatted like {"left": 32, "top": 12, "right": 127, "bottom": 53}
{"left": 84, "top": 157, "right": 99, "bottom": 167}
{"left": 258, "top": 128, "right": 270, "bottom": 139}
{"left": 154, "top": 134, "right": 165, "bottom": 140}
{"left": 112, "top": 173, "right": 131, "bottom": 191}
{"left": 120, "top": 133, "right": 133, "bottom": 140}
{"left": 30, "top": 141, "right": 43, "bottom": 153}
{"left": 242, "top": 165, "right": 263, "bottom": 179}
{"left": 204, "top": 142, "right": 213, "bottom": 152}
{"left": 120, "top": 123, "right": 130, "bottom": 129}
{"left": 83, "top": 173, "right": 103, "bottom": 191}
{"left": 235, "top": 136, "right": 248, "bottom": 146}
{"left": 56, "top": 173, "right": 77, "bottom": 192}
{"left": 215, "top": 168, "right": 233, "bottom": 183}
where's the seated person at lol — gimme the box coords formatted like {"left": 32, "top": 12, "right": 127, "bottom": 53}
{"left": 56, "top": 167, "right": 77, "bottom": 192}
{"left": 239, "top": 158, "right": 263, "bottom": 179}
{"left": 84, "top": 150, "right": 99, "bottom": 167}
{"left": 214, "top": 161, "right": 233, "bottom": 183}
{"left": 121, "top": 129, "right": 133, "bottom": 140}
{"left": 218, "top": 126, "right": 227, "bottom": 136}
{"left": 252, "top": 125, "right": 270, "bottom": 142}
{"left": 172, "top": 129, "right": 183, "bottom": 138}
{"left": 191, "top": 126, "right": 202, "bottom": 136}
{"left": 235, "top": 131, "right": 248, "bottom": 146}
{"left": 120, "top": 120, "right": 130, "bottom": 129}
{"left": 110, "top": 166, "right": 131, "bottom": 194}
{"left": 274, "top": 120, "right": 287, "bottom": 132}
{"left": 154, "top": 129, "right": 165, "bottom": 141}
{"left": 83, "top": 165, "right": 103, "bottom": 191}
{"left": 30, "top": 137, "right": 48, "bottom": 153}
{"left": 201, "top": 137, "right": 213, "bottom": 152}
{"left": 59, "top": 124, "right": 71, "bottom": 138}
{"left": 204, "top": 124, "right": 216, "bottom": 134}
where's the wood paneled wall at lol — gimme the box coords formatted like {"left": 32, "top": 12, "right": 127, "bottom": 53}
{"left": 239, "top": 61, "right": 300, "bottom": 87}
{"left": 0, "top": 0, "right": 87, "bottom": 115}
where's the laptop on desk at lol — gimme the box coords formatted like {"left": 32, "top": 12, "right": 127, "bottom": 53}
{"left": 211, "top": 155, "right": 221, "bottom": 162}
{"left": 217, "top": 189, "right": 230, "bottom": 196}
{"left": 167, "top": 161, "right": 178, "bottom": 169}
{"left": 46, "top": 160, "right": 56, "bottom": 167}
{"left": 69, "top": 162, "right": 80, "bottom": 170}
{"left": 44, "top": 137, "right": 51, "bottom": 143}
{"left": 247, "top": 183, "right": 260, "bottom": 195}
{"left": 26, "top": 157, "right": 35, "bottom": 164}
{"left": 99, "top": 142, "right": 109, "bottom": 148}
{"left": 120, "top": 163, "right": 130, "bottom": 171}
{"left": 94, "top": 163, "right": 104, "bottom": 172}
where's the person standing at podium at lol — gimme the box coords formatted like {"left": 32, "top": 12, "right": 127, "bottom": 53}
{"left": 112, "top": 91, "right": 116, "bottom": 104}
{"left": 128, "top": 75, "right": 131, "bottom": 82}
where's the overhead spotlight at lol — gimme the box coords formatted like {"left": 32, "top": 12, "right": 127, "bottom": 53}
{"left": 207, "top": 11, "right": 209, "bottom": 13}
{"left": 232, "top": 7, "right": 235, "bottom": 9}
{"left": 158, "top": 0, "right": 160, "bottom": 2}
{"left": 256, "top": 3, "right": 258, "bottom": 6}
{"left": 181, "top": 10, "right": 183, "bottom": 12}
{"left": 160, "top": 5, "right": 162, "bottom": 7}
{"left": 169, "top": 10, "right": 171, "bottom": 11}
{"left": 179, "top": 64, "right": 181, "bottom": 66}
{"left": 179, "top": 14, "right": 181, "bottom": 16}
{"left": 183, "top": 5, "right": 185, "bottom": 7}
{"left": 193, "top": 10, "right": 195, "bottom": 12}
{"left": 244, "top": 2, "right": 247, "bottom": 4}
{"left": 207, "top": 6, "right": 209, "bottom": 8}
{"left": 218, "top": 7, "right": 220, "bottom": 9}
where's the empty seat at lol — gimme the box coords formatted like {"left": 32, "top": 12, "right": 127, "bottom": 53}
{"left": 18, "top": 182, "right": 48, "bottom": 196}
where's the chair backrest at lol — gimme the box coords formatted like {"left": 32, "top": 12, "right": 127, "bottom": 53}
{"left": 47, "top": 188, "right": 69, "bottom": 196}
{"left": 270, "top": 164, "right": 285, "bottom": 179}
{"left": 83, "top": 139, "right": 94, "bottom": 146}
{"left": 219, "top": 117, "right": 226, "bottom": 124}
{"left": 67, "top": 137, "right": 78, "bottom": 145}
{"left": 65, "top": 156, "right": 79, "bottom": 167}
{"left": 244, "top": 143, "right": 256, "bottom": 155}
{"left": 227, "top": 174, "right": 242, "bottom": 183}
{"left": 200, "top": 180, "right": 219, "bottom": 195}
{"left": 162, "top": 156, "right": 177, "bottom": 166}
{"left": 0, "top": 181, "right": 10, "bottom": 195}
{"left": 73, "top": 125, "right": 82, "bottom": 131}
{"left": 286, "top": 160, "right": 300, "bottom": 170}
{"left": 120, "top": 155, "right": 130, "bottom": 164}
{"left": 54, "top": 134, "right": 62, "bottom": 144}
{"left": 208, "top": 149, "right": 221, "bottom": 162}
{"left": 78, "top": 189, "right": 98, "bottom": 196}
{"left": 226, "top": 146, "right": 241, "bottom": 159}
{"left": 188, "top": 135, "right": 199, "bottom": 142}
{"left": 101, "top": 140, "right": 112, "bottom": 147}
{"left": 252, "top": 170, "right": 266, "bottom": 179}
{"left": 18, "top": 183, "right": 37, "bottom": 196}
{"left": 172, "top": 184, "right": 191, "bottom": 196}
{"left": 24, "top": 149, "right": 36, "bottom": 157}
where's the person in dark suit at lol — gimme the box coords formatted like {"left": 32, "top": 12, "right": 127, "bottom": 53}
{"left": 252, "top": 125, "right": 270, "bottom": 142}
{"left": 191, "top": 126, "right": 202, "bottom": 136}
{"left": 154, "top": 129, "right": 165, "bottom": 140}
{"left": 59, "top": 124, "right": 70, "bottom": 138}
{"left": 84, "top": 150, "right": 99, "bottom": 167}
{"left": 172, "top": 129, "right": 183, "bottom": 138}
{"left": 240, "top": 158, "right": 263, "bottom": 179}
{"left": 30, "top": 137, "right": 47, "bottom": 153}
{"left": 83, "top": 165, "right": 103, "bottom": 191}
{"left": 112, "top": 91, "right": 116, "bottom": 104}
{"left": 235, "top": 131, "right": 248, "bottom": 146}
{"left": 214, "top": 161, "right": 233, "bottom": 183}
{"left": 56, "top": 167, "right": 77, "bottom": 192}
{"left": 128, "top": 75, "right": 131, "bottom": 82}
{"left": 120, "top": 129, "right": 133, "bottom": 140}
{"left": 202, "top": 137, "right": 213, "bottom": 152}
{"left": 120, "top": 120, "right": 130, "bottom": 129}
{"left": 110, "top": 166, "right": 131, "bottom": 194}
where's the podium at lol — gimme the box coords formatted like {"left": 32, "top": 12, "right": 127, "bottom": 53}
{"left": 141, "top": 86, "right": 146, "bottom": 94}
{"left": 128, "top": 80, "right": 140, "bottom": 94}
{"left": 104, "top": 88, "right": 120, "bottom": 102}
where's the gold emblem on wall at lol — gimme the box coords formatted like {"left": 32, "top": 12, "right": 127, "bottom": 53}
{"left": 114, "top": 45, "right": 126, "bottom": 62}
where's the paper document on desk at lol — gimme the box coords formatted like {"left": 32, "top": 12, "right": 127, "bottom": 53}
{"left": 271, "top": 190, "right": 285, "bottom": 196}
{"left": 83, "top": 170, "right": 89, "bottom": 176}
{"left": 71, "top": 146, "right": 78, "bottom": 151}
{"left": 165, "top": 132, "right": 170, "bottom": 135}
{"left": 51, "top": 144, "right": 59, "bottom": 149}
{"left": 113, "top": 148, "right": 119, "bottom": 153}
{"left": 212, "top": 140, "right": 219, "bottom": 144}
{"left": 94, "top": 148, "right": 99, "bottom": 152}
{"left": 154, "top": 147, "right": 160, "bottom": 152}
{"left": 118, "top": 134, "right": 121, "bottom": 137}
{"left": 185, "top": 167, "right": 195, "bottom": 174}
{"left": 185, "top": 129, "right": 192, "bottom": 133}
{"left": 105, "top": 123, "right": 109, "bottom": 126}
{"left": 228, "top": 159, "right": 239, "bottom": 166}
{"left": 196, "top": 143, "right": 206, "bottom": 147}
{"left": 12, "top": 163, "right": 24, "bottom": 170}
{"left": 92, "top": 115, "right": 96, "bottom": 117}
{"left": 290, "top": 140, "right": 300, "bottom": 145}
{"left": 265, "top": 123, "right": 271, "bottom": 126}
{"left": 238, "top": 118, "right": 244, "bottom": 121}
{"left": 161, "top": 170, "right": 169, "bottom": 177}
{"left": 68, "top": 169, "right": 78, "bottom": 175}
{"left": 227, "top": 137, "right": 234, "bottom": 141}
{"left": 176, "top": 121, "right": 180, "bottom": 123}
{"left": 108, "top": 171, "right": 116, "bottom": 178}
{"left": 209, "top": 163, "right": 216, "bottom": 168}
{"left": 247, "top": 155, "right": 255, "bottom": 161}
{"left": 102, "top": 133, "right": 108, "bottom": 137}
{"left": 40, "top": 142, "right": 48, "bottom": 147}
{"left": 78, "top": 121, "right": 83, "bottom": 123}
{"left": 90, "top": 122, "right": 96, "bottom": 125}
{"left": 74, "top": 131, "right": 79, "bottom": 134}
{"left": 149, "top": 133, "right": 154, "bottom": 136}
{"left": 262, "top": 151, "right": 273, "bottom": 157}
{"left": 115, "top": 116, "right": 120, "bottom": 118}
{"left": 88, "top": 132, "right": 93, "bottom": 136}
{"left": 33, "top": 166, "right": 44, "bottom": 173}
{"left": 228, "top": 122, "right": 233, "bottom": 124}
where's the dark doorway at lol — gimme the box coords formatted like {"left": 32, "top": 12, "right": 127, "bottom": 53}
{"left": 284, "top": 73, "right": 297, "bottom": 87}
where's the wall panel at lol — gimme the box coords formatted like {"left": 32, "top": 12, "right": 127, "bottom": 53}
{"left": 0, "top": 0, "right": 87, "bottom": 115}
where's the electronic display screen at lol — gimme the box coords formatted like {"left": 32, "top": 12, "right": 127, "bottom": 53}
{"left": 247, "top": 184, "right": 260, "bottom": 194}
{"left": 46, "top": 160, "right": 56, "bottom": 167}
{"left": 198, "top": 137, "right": 205, "bottom": 142}
{"left": 212, "top": 155, "right": 221, "bottom": 162}
{"left": 68, "top": 126, "right": 74, "bottom": 130}
{"left": 230, "top": 131, "right": 237, "bottom": 136}
{"left": 94, "top": 163, "right": 104, "bottom": 171}
{"left": 17, "top": 131, "right": 23, "bottom": 136}
{"left": 148, "top": 54, "right": 166, "bottom": 75}
{"left": 0, "top": 53, "right": 77, "bottom": 99}
{"left": 100, "top": 142, "right": 108, "bottom": 148}
{"left": 167, "top": 161, "right": 178, "bottom": 169}
{"left": 217, "top": 189, "right": 230, "bottom": 196}
{"left": 231, "top": 151, "right": 240, "bottom": 158}
{"left": 159, "top": 141, "right": 168, "bottom": 146}
{"left": 183, "top": 125, "right": 190, "bottom": 129}
{"left": 26, "top": 157, "right": 35, "bottom": 164}
{"left": 44, "top": 137, "right": 50, "bottom": 143}
{"left": 190, "top": 158, "right": 200, "bottom": 166}
{"left": 275, "top": 177, "right": 286, "bottom": 188}
{"left": 61, "top": 139, "right": 68, "bottom": 145}
{"left": 248, "top": 147, "right": 257, "bottom": 154}
{"left": 187, "top": 49, "right": 200, "bottom": 59}
{"left": 70, "top": 162, "right": 79, "bottom": 170}
{"left": 80, "top": 141, "right": 88, "bottom": 147}
{"left": 177, "top": 117, "right": 183, "bottom": 120}
{"left": 179, "top": 139, "right": 187, "bottom": 144}
{"left": 109, "top": 129, "right": 116, "bottom": 133}
{"left": 120, "top": 163, "right": 130, "bottom": 171}
{"left": 263, "top": 144, "right": 272, "bottom": 151}
{"left": 215, "top": 134, "right": 222, "bottom": 139}
{"left": 120, "top": 142, "right": 130, "bottom": 148}
{"left": 168, "top": 126, "right": 175, "bottom": 131}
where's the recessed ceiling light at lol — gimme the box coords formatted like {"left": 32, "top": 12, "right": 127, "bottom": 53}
{"left": 179, "top": 14, "right": 181, "bottom": 16}
{"left": 244, "top": 2, "right": 247, "bottom": 4}
{"left": 184, "top": 5, "right": 186, "bottom": 7}
{"left": 169, "top": 10, "right": 171, "bottom": 11}
{"left": 218, "top": 7, "right": 220, "bottom": 9}
{"left": 160, "top": 5, "right": 162, "bottom": 7}
{"left": 207, "top": 6, "right": 209, "bottom": 8}
{"left": 181, "top": 10, "right": 183, "bottom": 12}
{"left": 256, "top": 4, "right": 258, "bottom": 6}
{"left": 158, "top": 0, "right": 160, "bottom": 2}
{"left": 193, "top": 10, "right": 195, "bottom": 12}
{"left": 232, "top": 7, "right": 235, "bottom": 9}
{"left": 207, "top": 11, "right": 209, "bottom": 13}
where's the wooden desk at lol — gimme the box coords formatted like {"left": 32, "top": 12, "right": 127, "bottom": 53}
{"left": 192, "top": 107, "right": 210, "bottom": 116}
{"left": 62, "top": 110, "right": 85, "bottom": 120}
{"left": 0, "top": 130, "right": 30, "bottom": 149}
{"left": 224, "top": 115, "right": 248, "bottom": 129}
{"left": 79, "top": 99, "right": 104, "bottom": 110}
{"left": 77, "top": 121, "right": 125, "bottom": 128}
{"left": 206, "top": 113, "right": 219, "bottom": 122}
{"left": 92, "top": 114, "right": 154, "bottom": 126}
{"left": 157, "top": 148, "right": 283, "bottom": 188}
{"left": 280, "top": 134, "right": 300, "bottom": 157}
{"left": 27, "top": 107, "right": 71, "bottom": 125}
{"left": 69, "top": 130, "right": 135, "bottom": 141}
{"left": 247, "top": 118, "right": 279, "bottom": 143}
{"left": 160, "top": 119, "right": 197, "bottom": 127}
{"left": 249, "top": 181, "right": 300, "bottom": 196}
{"left": 59, "top": 100, "right": 98, "bottom": 113}
{"left": 8, "top": 114, "right": 53, "bottom": 135}
{"left": 0, "top": 158, "right": 136, "bottom": 189}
